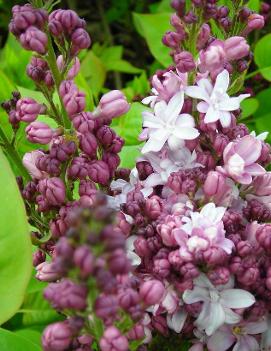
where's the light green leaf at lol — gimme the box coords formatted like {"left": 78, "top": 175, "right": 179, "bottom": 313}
{"left": 240, "top": 98, "right": 259, "bottom": 119}
{"left": 105, "top": 59, "right": 143, "bottom": 74}
{"left": 15, "top": 329, "right": 41, "bottom": 348}
{"left": 100, "top": 46, "right": 123, "bottom": 63}
{"left": 0, "top": 149, "right": 32, "bottom": 325}
{"left": 119, "top": 145, "right": 143, "bottom": 169}
{"left": 254, "top": 34, "right": 271, "bottom": 81}
{"left": 133, "top": 12, "right": 172, "bottom": 67}
{"left": 75, "top": 72, "right": 95, "bottom": 110}
{"left": 81, "top": 51, "right": 106, "bottom": 97}
{"left": 0, "top": 70, "right": 16, "bottom": 101}
{"left": 254, "top": 88, "right": 271, "bottom": 119}
{"left": 0, "top": 328, "right": 41, "bottom": 351}
{"left": 113, "top": 102, "right": 149, "bottom": 145}
{"left": 247, "top": 0, "right": 260, "bottom": 11}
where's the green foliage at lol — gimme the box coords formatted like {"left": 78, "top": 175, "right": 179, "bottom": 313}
{"left": 254, "top": 33, "right": 271, "bottom": 81}
{"left": 133, "top": 12, "right": 172, "bottom": 67}
{"left": 0, "top": 149, "right": 32, "bottom": 325}
{"left": 0, "top": 328, "right": 41, "bottom": 351}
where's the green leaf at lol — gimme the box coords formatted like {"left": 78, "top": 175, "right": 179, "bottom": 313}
{"left": 17, "top": 87, "right": 47, "bottom": 105}
{"left": 15, "top": 329, "right": 42, "bottom": 348}
{"left": 247, "top": 0, "right": 260, "bottom": 11}
{"left": 113, "top": 102, "right": 149, "bottom": 145}
{"left": 81, "top": 51, "right": 106, "bottom": 98}
{"left": 104, "top": 59, "right": 143, "bottom": 74}
{"left": 254, "top": 34, "right": 271, "bottom": 81}
{"left": 119, "top": 145, "right": 143, "bottom": 169}
{"left": 254, "top": 88, "right": 271, "bottom": 119}
{"left": 240, "top": 98, "right": 259, "bottom": 119}
{"left": 0, "top": 328, "right": 41, "bottom": 351}
{"left": 0, "top": 70, "right": 16, "bottom": 101}
{"left": 100, "top": 46, "right": 123, "bottom": 63}
{"left": 133, "top": 12, "right": 172, "bottom": 67}
{"left": 0, "top": 149, "right": 32, "bottom": 325}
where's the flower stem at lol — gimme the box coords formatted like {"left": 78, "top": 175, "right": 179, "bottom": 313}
{"left": 45, "top": 30, "right": 71, "bottom": 129}
{"left": 0, "top": 126, "right": 30, "bottom": 181}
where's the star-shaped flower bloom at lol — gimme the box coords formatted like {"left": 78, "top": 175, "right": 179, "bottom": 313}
{"left": 183, "top": 274, "right": 256, "bottom": 336}
{"left": 141, "top": 92, "right": 199, "bottom": 154}
{"left": 185, "top": 70, "right": 250, "bottom": 127}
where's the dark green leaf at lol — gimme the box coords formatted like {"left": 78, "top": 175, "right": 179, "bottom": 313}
{"left": 254, "top": 34, "right": 271, "bottom": 81}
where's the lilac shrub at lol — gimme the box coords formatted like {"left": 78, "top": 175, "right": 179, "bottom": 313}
{"left": 1, "top": 0, "right": 271, "bottom": 351}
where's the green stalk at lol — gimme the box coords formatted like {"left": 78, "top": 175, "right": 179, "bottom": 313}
{"left": 0, "top": 126, "right": 30, "bottom": 181}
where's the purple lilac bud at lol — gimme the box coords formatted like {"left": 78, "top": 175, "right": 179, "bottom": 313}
{"left": 145, "top": 196, "right": 163, "bottom": 220}
{"left": 20, "top": 27, "right": 48, "bottom": 55}
{"left": 139, "top": 280, "right": 165, "bottom": 306}
{"left": 62, "top": 88, "right": 86, "bottom": 118}
{"left": 213, "top": 133, "right": 229, "bottom": 156}
{"left": 197, "top": 23, "right": 211, "bottom": 50}
{"left": 180, "top": 262, "right": 199, "bottom": 280}
{"left": 33, "top": 250, "right": 46, "bottom": 267}
{"left": 224, "top": 36, "right": 250, "bottom": 61}
{"left": 78, "top": 132, "right": 97, "bottom": 157}
{"left": 72, "top": 112, "right": 95, "bottom": 134}
{"left": 44, "top": 279, "right": 87, "bottom": 310}
{"left": 38, "top": 177, "right": 66, "bottom": 206}
{"left": 256, "top": 224, "right": 271, "bottom": 253}
{"left": 96, "top": 126, "right": 116, "bottom": 147}
{"left": 99, "top": 326, "right": 129, "bottom": 351}
{"left": 208, "top": 267, "right": 230, "bottom": 285}
{"left": 154, "top": 258, "right": 170, "bottom": 278}
{"left": 170, "top": 14, "right": 186, "bottom": 34}
{"left": 50, "top": 140, "right": 76, "bottom": 162}
{"left": 152, "top": 315, "right": 169, "bottom": 337}
{"left": 94, "top": 295, "right": 118, "bottom": 320}
{"left": 42, "top": 322, "right": 73, "bottom": 351}
{"left": 118, "top": 288, "right": 140, "bottom": 310}
{"left": 68, "top": 157, "right": 90, "bottom": 180}
{"left": 203, "top": 171, "right": 227, "bottom": 197}
{"left": 107, "top": 136, "right": 124, "bottom": 153}
{"left": 97, "top": 90, "right": 129, "bottom": 120}
{"left": 102, "top": 153, "right": 120, "bottom": 176}
{"left": 73, "top": 245, "right": 94, "bottom": 278}
{"left": 16, "top": 98, "right": 45, "bottom": 123}
{"left": 71, "top": 28, "right": 91, "bottom": 55}
{"left": 26, "top": 56, "right": 48, "bottom": 82}
{"left": 162, "top": 31, "right": 183, "bottom": 48}
{"left": 88, "top": 160, "right": 110, "bottom": 185}
{"left": 171, "top": 0, "right": 186, "bottom": 17}
{"left": 25, "top": 121, "right": 53, "bottom": 144}
{"left": 36, "top": 262, "right": 61, "bottom": 282}
{"left": 174, "top": 51, "right": 196, "bottom": 73}
{"left": 243, "top": 14, "right": 265, "bottom": 35}
{"left": 127, "top": 324, "right": 145, "bottom": 341}
{"left": 108, "top": 249, "right": 131, "bottom": 275}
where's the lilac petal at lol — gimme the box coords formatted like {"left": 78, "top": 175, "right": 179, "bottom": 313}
{"left": 166, "top": 92, "right": 184, "bottom": 122}
{"left": 141, "top": 130, "right": 168, "bottom": 154}
{"left": 204, "top": 106, "right": 219, "bottom": 123}
{"left": 167, "top": 310, "right": 187, "bottom": 333}
{"left": 220, "top": 289, "right": 255, "bottom": 309}
{"left": 197, "top": 101, "right": 209, "bottom": 113}
{"left": 224, "top": 307, "right": 242, "bottom": 325}
{"left": 207, "top": 329, "right": 236, "bottom": 351}
{"left": 198, "top": 78, "right": 213, "bottom": 96}
{"left": 213, "top": 70, "right": 230, "bottom": 94}
{"left": 205, "top": 302, "right": 226, "bottom": 335}
{"left": 183, "top": 286, "right": 209, "bottom": 304}
{"left": 235, "top": 135, "right": 262, "bottom": 164}
{"left": 236, "top": 173, "right": 253, "bottom": 185}
{"left": 233, "top": 335, "right": 259, "bottom": 351}
{"left": 245, "top": 320, "right": 268, "bottom": 335}
{"left": 219, "top": 111, "right": 232, "bottom": 128}
{"left": 185, "top": 85, "right": 209, "bottom": 101}
{"left": 144, "top": 173, "right": 163, "bottom": 188}
{"left": 168, "top": 135, "right": 184, "bottom": 150}
{"left": 244, "top": 163, "right": 265, "bottom": 176}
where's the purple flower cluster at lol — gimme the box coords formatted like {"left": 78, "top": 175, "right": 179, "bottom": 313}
{"left": 39, "top": 199, "right": 146, "bottom": 351}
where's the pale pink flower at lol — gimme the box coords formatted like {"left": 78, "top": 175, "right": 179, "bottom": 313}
{"left": 208, "top": 318, "right": 267, "bottom": 351}
{"left": 183, "top": 274, "right": 255, "bottom": 336}
{"left": 218, "top": 135, "right": 265, "bottom": 185}
{"left": 185, "top": 70, "right": 250, "bottom": 127}
{"left": 23, "top": 150, "right": 47, "bottom": 180}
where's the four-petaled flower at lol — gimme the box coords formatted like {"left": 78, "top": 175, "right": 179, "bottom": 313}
{"left": 185, "top": 70, "right": 250, "bottom": 127}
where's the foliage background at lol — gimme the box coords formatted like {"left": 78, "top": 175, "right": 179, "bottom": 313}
{"left": 0, "top": 0, "right": 270, "bottom": 350}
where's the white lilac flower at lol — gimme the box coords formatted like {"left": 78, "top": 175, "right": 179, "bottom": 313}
{"left": 167, "top": 309, "right": 188, "bottom": 334}
{"left": 250, "top": 130, "right": 269, "bottom": 141}
{"left": 183, "top": 274, "right": 256, "bottom": 336}
{"left": 261, "top": 314, "right": 271, "bottom": 351}
{"left": 208, "top": 318, "right": 268, "bottom": 351}
{"left": 185, "top": 69, "right": 250, "bottom": 127}
{"left": 141, "top": 92, "right": 199, "bottom": 154}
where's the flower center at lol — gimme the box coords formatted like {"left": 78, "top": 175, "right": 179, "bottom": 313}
{"left": 232, "top": 326, "right": 245, "bottom": 336}
{"left": 209, "top": 289, "right": 220, "bottom": 302}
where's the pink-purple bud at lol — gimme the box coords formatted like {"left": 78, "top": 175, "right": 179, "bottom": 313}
{"left": 16, "top": 98, "right": 45, "bottom": 123}
{"left": 38, "top": 177, "right": 66, "bottom": 206}
{"left": 98, "top": 90, "right": 130, "bottom": 120}
{"left": 100, "top": 326, "right": 129, "bottom": 351}
{"left": 36, "top": 262, "right": 61, "bottom": 282}
{"left": 78, "top": 132, "right": 98, "bottom": 157}
{"left": 174, "top": 51, "right": 196, "bottom": 73}
{"left": 71, "top": 28, "right": 91, "bottom": 55}
{"left": 72, "top": 112, "right": 95, "bottom": 134}
{"left": 203, "top": 171, "right": 227, "bottom": 197}
{"left": 42, "top": 322, "right": 72, "bottom": 351}
{"left": 25, "top": 121, "right": 53, "bottom": 144}
{"left": 224, "top": 36, "right": 250, "bottom": 61}
{"left": 244, "top": 14, "right": 265, "bottom": 35}
{"left": 94, "top": 295, "right": 118, "bottom": 320}
{"left": 139, "top": 279, "right": 165, "bottom": 306}
{"left": 62, "top": 87, "right": 86, "bottom": 118}
{"left": 88, "top": 160, "right": 110, "bottom": 185}
{"left": 73, "top": 245, "right": 94, "bottom": 278}
{"left": 20, "top": 26, "right": 48, "bottom": 55}
{"left": 145, "top": 196, "right": 163, "bottom": 220}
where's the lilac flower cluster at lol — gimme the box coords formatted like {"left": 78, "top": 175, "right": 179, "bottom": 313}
{"left": 3, "top": 1, "right": 271, "bottom": 351}
{"left": 107, "top": 2, "right": 271, "bottom": 350}
{"left": 38, "top": 198, "right": 147, "bottom": 351}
